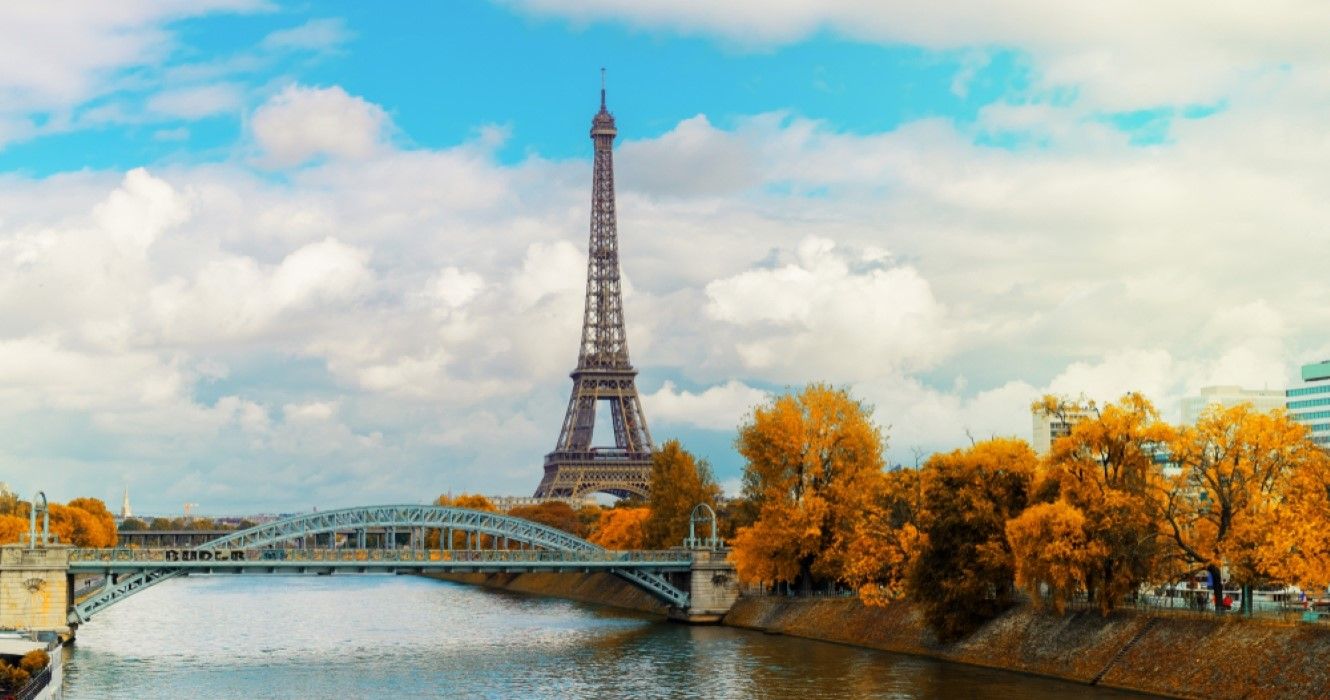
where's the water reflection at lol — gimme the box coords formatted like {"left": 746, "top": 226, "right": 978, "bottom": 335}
{"left": 64, "top": 576, "right": 1152, "bottom": 699}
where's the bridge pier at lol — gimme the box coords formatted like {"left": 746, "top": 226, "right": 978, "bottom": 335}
{"left": 669, "top": 548, "right": 739, "bottom": 624}
{"left": 0, "top": 544, "right": 73, "bottom": 635}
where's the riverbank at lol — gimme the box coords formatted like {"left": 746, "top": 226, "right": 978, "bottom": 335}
{"left": 431, "top": 572, "right": 1330, "bottom": 699}
{"left": 430, "top": 574, "right": 1330, "bottom": 697}
{"left": 724, "top": 596, "right": 1330, "bottom": 700}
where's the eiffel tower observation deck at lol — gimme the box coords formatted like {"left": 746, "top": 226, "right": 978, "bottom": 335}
{"left": 535, "top": 73, "right": 655, "bottom": 500}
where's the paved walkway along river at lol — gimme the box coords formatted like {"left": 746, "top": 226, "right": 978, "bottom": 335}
{"left": 63, "top": 576, "right": 1157, "bottom": 698}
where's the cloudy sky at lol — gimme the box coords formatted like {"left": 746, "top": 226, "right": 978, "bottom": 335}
{"left": 1, "top": 1, "right": 1326, "bottom": 514}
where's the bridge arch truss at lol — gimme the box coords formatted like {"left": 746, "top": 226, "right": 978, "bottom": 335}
{"left": 71, "top": 505, "right": 689, "bottom": 624}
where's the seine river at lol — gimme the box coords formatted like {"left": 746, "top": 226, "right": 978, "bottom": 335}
{"left": 63, "top": 576, "right": 1151, "bottom": 699}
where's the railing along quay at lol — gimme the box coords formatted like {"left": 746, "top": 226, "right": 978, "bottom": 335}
{"left": 69, "top": 547, "right": 693, "bottom": 568}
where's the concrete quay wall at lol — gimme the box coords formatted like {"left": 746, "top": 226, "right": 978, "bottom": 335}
{"left": 724, "top": 596, "right": 1330, "bottom": 700}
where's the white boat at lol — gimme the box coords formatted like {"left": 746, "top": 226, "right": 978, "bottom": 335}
{"left": 0, "top": 631, "right": 63, "bottom": 699}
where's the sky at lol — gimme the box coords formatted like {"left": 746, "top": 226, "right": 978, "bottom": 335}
{"left": 2, "top": 1, "right": 1330, "bottom": 515}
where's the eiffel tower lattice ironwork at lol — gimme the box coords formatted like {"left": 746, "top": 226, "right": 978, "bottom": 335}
{"left": 535, "top": 74, "right": 654, "bottom": 500}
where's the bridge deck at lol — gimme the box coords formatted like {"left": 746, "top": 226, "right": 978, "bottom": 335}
{"left": 69, "top": 548, "right": 694, "bottom": 574}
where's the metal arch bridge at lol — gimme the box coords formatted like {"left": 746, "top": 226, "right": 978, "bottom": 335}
{"left": 68, "top": 505, "right": 694, "bottom": 625}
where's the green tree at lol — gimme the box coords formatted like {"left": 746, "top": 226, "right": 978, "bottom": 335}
{"left": 908, "top": 438, "right": 1035, "bottom": 641}
{"left": 149, "top": 517, "right": 175, "bottom": 531}
{"left": 730, "top": 384, "right": 885, "bottom": 592}
{"left": 118, "top": 517, "right": 147, "bottom": 531}
{"left": 643, "top": 439, "right": 722, "bottom": 549}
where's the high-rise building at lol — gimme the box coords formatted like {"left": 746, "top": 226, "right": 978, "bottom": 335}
{"left": 1031, "top": 404, "right": 1096, "bottom": 455}
{"left": 534, "top": 74, "right": 654, "bottom": 499}
{"left": 120, "top": 486, "right": 133, "bottom": 519}
{"left": 1286, "top": 361, "right": 1330, "bottom": 446}
{"left": 1179, "top": 385, "right": 1287, "bottom": 425}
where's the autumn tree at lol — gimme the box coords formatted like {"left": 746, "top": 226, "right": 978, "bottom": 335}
{"left": 1260, "top": 444, "right": 1330, "bottom": 591}
{"left": 842, "top": 467, "right": 922, "bottom": 605}
{"left": 730, "top": 384, "right": 885, "bottom": 592}
{"left": 428, "top": 493, "right": 498, "bottom": 548}
{"left": 47, "top": 503, "right": 116, "bottom": 547}
{"left": 509, "top": 501, "right": 589, "bottom": 538}
{"left": 588, "top": 507, "right": 649, "bottom": 550}
{"left": 643, "top": 439, "right": 722, "bottom": 549}
{"left": 1013, "top": 393, "right": 1173, "bottom": 614}
{"left": 1006, "top": 502, "right": 1099, "bottom": 612}
{"left": 1163, "top": 404, "right": 1327, "bottom": 609}
{"left": 908, "top": 438, "right": 1035, "bottom": 640}
{"left": 0, "top": 485, "right": 19, "bottom": 517}
{"left": 68, "top": 497, "right": 118, "bottom": 543}
{"left": 0, "top": 515, "right": 25, "bottom": 545}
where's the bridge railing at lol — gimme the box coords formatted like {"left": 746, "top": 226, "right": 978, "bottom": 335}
{"left": 69, "top": 547, "right": 695, "bottom": 565}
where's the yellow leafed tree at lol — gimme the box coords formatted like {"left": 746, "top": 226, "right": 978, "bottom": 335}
{"left": 841, "top": 467, "right": 922, "bottom": 605}
{"left": 0, "top": 515, "right": 25, "bottom": 545}
{"left": 1260, "top": 446, "right": 1330, "bottom": 590}
{"left": 1031, "top": 393, "right": 1173, "bottom": 614}
{"left": 730, "top": 384, "right": 885, "bottom": 592}
{"left": 907, "top": 438, "right": 1036, "bottom": 639}
{"left": 589, "top": 507, "right": 650, "bottom": 550}
{"left": 643, "top": 439, "right": 722, "bottom": 549}
{"left": 1007, "top": 501, "right": 1100, "bottom": 612}
{"left": 1164, "top": 404, "right": 1327, "bottom": 608}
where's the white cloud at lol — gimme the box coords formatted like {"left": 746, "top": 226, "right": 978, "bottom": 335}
{"left": 505, "top": 0, "right": 1330, "bottom": 109}
{"left": 0, "top": 2, "right": 263, "bottom": 113}
{"left": 7, "top": 77, "right": 1330, "bottom": 510}
{"left": 251, "top": 84, "right": 391, "bottom": 167}
{"left": 260, "top": 18, "right": 353, "bottom": 53}
{"left": 146, "top": 83, "right": 242, "bottom": 119}
{"left": 705, "top": 236, "right": 951, "bottom": 381}
{"left": 643, "top": 380, "right": 769, "bottom": 431}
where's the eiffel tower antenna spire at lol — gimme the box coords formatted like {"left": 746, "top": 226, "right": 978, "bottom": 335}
{"left": 535, "top": 73, "right": 654, "bottom": 500}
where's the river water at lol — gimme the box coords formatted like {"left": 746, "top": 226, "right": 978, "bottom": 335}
{"left": 63, "top": 576, "right": 1151, "bottom": 699}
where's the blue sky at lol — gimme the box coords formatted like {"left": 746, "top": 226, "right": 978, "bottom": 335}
{"left": 1, "top": 1, "right": 1328, "bottom": 514}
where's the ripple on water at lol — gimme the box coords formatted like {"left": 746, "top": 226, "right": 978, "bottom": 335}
{"left": 63, "top": 575, "right": 1157, "bottom": 699}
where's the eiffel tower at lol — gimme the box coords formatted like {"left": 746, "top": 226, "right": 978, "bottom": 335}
{"left": 534, "top": 74, "right": 654, "bottom": 500}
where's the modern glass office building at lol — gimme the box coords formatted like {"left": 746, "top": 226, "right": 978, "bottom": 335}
{"left": 1286, "top": 361, "right": 1330, "bottom": 446}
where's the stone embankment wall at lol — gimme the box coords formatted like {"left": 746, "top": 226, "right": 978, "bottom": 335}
{"left": 724, "top": 597, "right": 1330, "bottom": 700}
{"left": 426, "top": 572, "right": 669, "bottom": 616}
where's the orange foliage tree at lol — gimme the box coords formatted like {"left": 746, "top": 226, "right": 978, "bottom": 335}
{"left": 1164, "top": 404, "right": 1328, "bottom": 608}
{"left": 842, "top": 467, "right": 922, "bottom": 605}
{"left": 428, "top": 493, "right": 497, "bottom": 548}
{"left": 0, "top": 515, "right": 25, "bottom": 545}
{"left": 1006, "top": 501, "right": 1098, "bottom": 613}
{"left": 1013, "top": 393, "right": 1173, "bottom": 614}
{"left": 643, "top": 439, "right": 722, "bottom": 549}
{"left": 730, "top": 384, "right": 885, "bottom": 592}
{"left": 508, "top": 501, "right": 590, "bottom": 538}
{"left": 908, "top": 438, "right": 1036, "bottom": 640}
{"left": 1261, "top": 444, "right": 1330, "bottom": 591}
{"left": 588, "top": 507, "right": 649, "bottom": 550}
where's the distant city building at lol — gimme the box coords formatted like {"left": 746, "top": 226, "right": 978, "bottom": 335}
{"left": 1287, "top": 361, "right": 1330, "bottom": 446}
{"left": 120, "top": 486, "right": 132, "bottom": 519}
{"left": 488, "top": 495, "right": 597, "bottom": 512}
{"left": 1031, "top": 403, "right": 1096, "bottom": 456}
{"left": 1180, "top": 385, "right": 1287, "bottom": 425}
